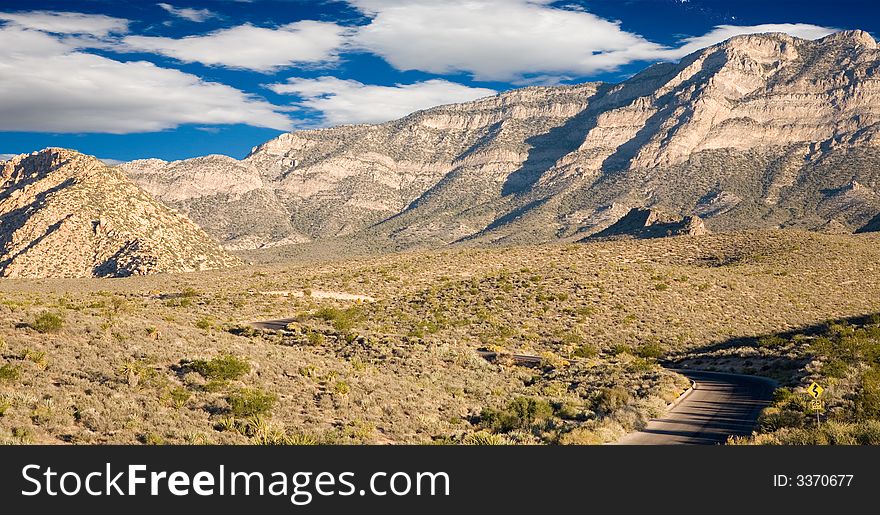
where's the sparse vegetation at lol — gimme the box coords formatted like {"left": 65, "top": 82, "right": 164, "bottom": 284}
{"left": 188, "top": 354, "right": 250, "bottom": 381}
{"left": 226, "top": 388, "right": 277, "bottom": 418}
{"left": 30, "top": 312, "right": 63, "bottom": 333}
{"left": 0, "top": 231, "right": 878, "bottom": 444}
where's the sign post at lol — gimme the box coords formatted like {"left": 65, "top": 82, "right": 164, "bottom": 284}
{"left": 807, "top": 382, "right": 825, "bottom": 427}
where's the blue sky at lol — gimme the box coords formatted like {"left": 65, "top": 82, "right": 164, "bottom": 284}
{"left": 0, "top": 0, "right": 876, "bottom": 162}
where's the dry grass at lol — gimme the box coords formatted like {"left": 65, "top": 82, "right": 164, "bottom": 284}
{"left": 0, "top": 230, "right": 878, "bottom": 444}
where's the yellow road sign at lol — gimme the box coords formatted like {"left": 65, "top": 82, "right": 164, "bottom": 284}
{"left": 807, "top": 382, "right": 825, "bottom": 398}
{"left": 810, "top": 399, "right": 825, "bottom": 412}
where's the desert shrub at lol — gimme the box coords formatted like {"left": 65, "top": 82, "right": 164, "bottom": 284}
{"left": 479, "top": 397, "right": 553, "bottom": 433}
{"left": 464, "top": 431, "right": 510, "bottom": 445}
{"left": 31, "top": 312, "right": 63, "bottom": 333}
{"left": 822, "top": 358, "right": 849, "bottom": 379}
{"left": 141, "top": 432, "right": 164, "bottom": 445}
{"left": 635, "top": 342, "right": 664, "bottom": 359}
{"left": 757, "top": 335, "right": 787, "bottom": 348}
{"left": 572, "top": 343, "right": 598, "bottom": 358}
{"left": 189, "top": 354, "right": 250, "bottom": 381}
{"left": 333, "top": 381, "right": 350, "bottom": 395}
{"left": 20, "top": 349, "right": 48, "bottom": 369}
{"left": 119, "top": 360, "right": 158, "bottom": 388}
{"left": 758, "top": 407, "right": 805, "bottom": 432}
{"left": 558, "top": 427, "right": 603, "bottom": 445}
{"left": 625, "top": 357, "right": 654, "bottom": 372}
{"left": 307, "top": 331, "right": 326, "bottom": 346}
{"left": 167, "top": 386, "right": 191, "bottom": 408}
{"left": 554, "top": 402, "right": 581, "bottom": 420}
{"left": 195, "top": 317, "right": 214, "bottom": 331}
{"left": 0, "top": 363, "right": 20, "bottom": 384}
{"left": 855, "top": 368, "right": 880, "bottom": 420}
{"left": 286, "top": 432, "right": 321, "bottom": 445}
{"left": 228, "top": 324, "right": 258, "bottom": 337}
{"left": 226, "top": 388, "right": 277, "bottom": 417}
{"left": 594, "top": 386, "right": 631, "bottom": 414}
{"left": 854, "top": 420, "right": 880, "bottom": 444}
{"left": 314, "top": 306, "right": 361, "bottom": 333}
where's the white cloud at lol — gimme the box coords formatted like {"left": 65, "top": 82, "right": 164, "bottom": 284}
{"left": 659, "top": 23, "right": 836, "bottom": 59}
{"left": 158, "top": 3, "right": 219, "bottom": 23}
{"left": 0, "top": 154, "right": 17, "bottom": 161}
{"left": 0, "top": 10, "right": 128, "bottom": 36}
{"left": 122, "top": 21, "right": 349, "bottom": 71}
{"left": 0, "top": 25, "right": 292, "bottom": 133}
{"left": 268, "top": 77, "right": 496, "bottom": 126}
{"left": 347, "top": 0, "right": 667, "bottom": 81}
{"left": 345, "top": 0, "right": 837, "bottom": 81}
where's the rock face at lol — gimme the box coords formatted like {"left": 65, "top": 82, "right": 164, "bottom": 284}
{"left": 0, "top": 149, "right": 241, "bottom": 278}
{"left": 120, "top": 30, "right": 880, "bottom": 250}
{"left": 583, "top": 208, "right": 708, "bottom": 240}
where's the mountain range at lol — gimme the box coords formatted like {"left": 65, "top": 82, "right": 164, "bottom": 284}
{"left": 3, "top": 30, "right": 880, "bottom": 276}
{"left": 111, "top": 30, "right": 880, "bottom": 253}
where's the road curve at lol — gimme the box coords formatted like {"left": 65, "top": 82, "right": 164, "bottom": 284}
{"left": 240, "top": 327, "right": 775, "bottom": 446}
{"left": 615, "top": 370, "right": 776, "bottom": 445}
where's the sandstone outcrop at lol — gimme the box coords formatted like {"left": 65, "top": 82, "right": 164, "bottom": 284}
{"left": 582, "top": 208, "right": 708, "bottom": 240}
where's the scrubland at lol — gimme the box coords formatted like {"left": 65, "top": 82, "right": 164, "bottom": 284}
{"left": 1, "top": 230, "right": 878, "bottom": 445}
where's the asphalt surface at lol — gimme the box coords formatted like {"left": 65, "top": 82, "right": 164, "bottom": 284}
{"left": 616, "top": 370, "right": 776, "bottom": 445}
{"left": 250, "top": 318, "right": 296, "bottom": 331}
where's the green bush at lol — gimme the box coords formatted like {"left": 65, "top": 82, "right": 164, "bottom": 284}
{"left": 594, "top": 386, "right": 631, "bottom": 414}
{"left": 479, "top": 397, "right": 553, "bottom": 433}
{"left": 189, "top": 354, "right": 250, "bottom": 381}
{"left": 822, "top": 358, "right": 848, "bottom": 378}
{"left": 226, "top": 388, "right": 277, "bottom": 417}
{"left": 855, "top": 368, "right": 880, "bottom": 420}
{"left": 758, "top": 408, "right": 805, "bottom": 432}
{"left": 31, "top": 312, "right": 63, "bottom": 333}
{"left": 195, "top": 317, "right": 214, "bottom": 331}
{"left": 635, "top": 342, "right": 665, "bottom": 359}
{"left": 572, "top": 344, "right": 598, "bottom": 358}
{"left": 314, "top": 306, "right": 361, "bottom": 333}
{"left": 609, "top": 343, "right": 632, "bottom": 356}
{"left": 757, "top": 335, "right": 787, "bottom": 348}
{"left": 307, "top": 331, "right": 325, "bottom": 346}
{"left": 0, "top": 363, "right": 21, "bottom": 384}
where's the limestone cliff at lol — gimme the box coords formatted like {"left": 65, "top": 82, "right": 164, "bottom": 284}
{"left": 119, "top": 31, "right": 880, "bottom": 250}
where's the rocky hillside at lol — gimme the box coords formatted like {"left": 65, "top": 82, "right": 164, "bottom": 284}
{"left": 0, "top": 149, "right": 241, "bottom": 278}
{"left": 120, "top": 30, "right": 880, "bottom": 250}
{"left": 582, "top": 208, "right": 708, "bottom": 240}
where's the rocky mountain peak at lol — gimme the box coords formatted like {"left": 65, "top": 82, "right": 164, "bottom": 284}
{"left": 0, "top": 148, "right": 240, "bottom": 278}
{"left": 820, "top": 29, "right": 877, "bottom": 49}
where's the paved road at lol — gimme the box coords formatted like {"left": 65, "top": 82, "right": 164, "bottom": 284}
{"left": 250, "top": 318, "right": 296, "bottom": 331}
{"left": 616, "top": 370, "right": 776, "bottom": 445}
